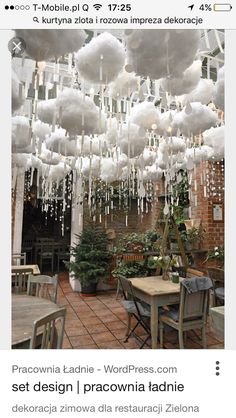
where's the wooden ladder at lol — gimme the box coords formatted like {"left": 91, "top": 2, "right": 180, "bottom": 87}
{"left": 161, "top": 215, "right": 189, "bottom": 270}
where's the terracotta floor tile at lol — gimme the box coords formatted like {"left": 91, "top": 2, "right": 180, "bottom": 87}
{"left": 57, "top": 276, "right": 224, "bottom": 350}
{"left": 106, "top": 321, "right": 127, "bottom": 331}
{"left": 98, "top": 340, "right": 123, "bottom": 349}
{"left": 85, "top": 323, "right": 108, "bottom": 334}
{"left": 76, "top": 310, "right": 96, "bottom": 322}
{"left": 75, "top": 306, "right": 94, "bottom": 313}
{"left": 69, "top": 335, "right": 94, "bottom": 347}
{"left": 110, "top": 306, "right": 126, "bottom": 313}
{"left": 102, "top": 301, "right": 123, "bottom": 309}
{"left": 62, "top": 339, "right": 72, "bottom": 349}
{"left": 93, "top": 309, "right": 112, "bottom": 316}
{"left": 65, "top": 326, "right": 89, "bottom": 337}
{"left": 80, "top": 296, "right": 98, "bottom": 301}
{"left": 65, "top": 318, "right": 83, "bottom": 327}
{"left": 73, "top": 344, "right": 99, "bottom": 349}
{"left": 120, "top": 338, "right": 140, "bottom": 349}
{"left": 71, "top": 302, "right": 89, "bottom": 311}
{"left": 80, "top": 317, "right": 103, "bottom": 326}
{"left": 114, "top": 313, "right": 128, "bottom": 322}
{"left": 65, "top": 293, "right": 81, "bottom": 300}
{"left": 99, "top": 314, "right": 119, "bottom": 323}
{"left": 91, "top": 331, "right": 116, "bottom": 344}
{"left": 111, "top": 329, "right": 127, "bottom": 340}
{"left": 85, "top": 301, "right": 105, "bottom": 308}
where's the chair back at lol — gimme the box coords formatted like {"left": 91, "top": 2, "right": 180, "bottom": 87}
{"left": 117, "top": 276, "right": 143, "bottom": 318}
{"left": 27, "top": 274, "right": 58, "bottom": 303}
{"left": 29, "top": 308, "right": 66, "bottom": 349}
{"left": 178, "top": 280, "right": 209, "bottom": 324}
{"left": 22, "top": 237, "right": 34, "bottom": 248}
{"left": 207, "top": 268, "right": 224, "bottom": 284}
{"left": 117, "top": 275, "right": 134, "bottom": 300}
{"left": 12, "top": 268, "right": 33, "bottom": 293}
{"left": 39, "top": 242, "right": 54, "bottom": 256}
{"left": 12, "top": 253, "right": 26, "bottom": 266}
{"left": 187, "top": 268, "right": 205, "bottom": 278}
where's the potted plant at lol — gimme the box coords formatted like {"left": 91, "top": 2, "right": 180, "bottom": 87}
{"left": 204, "top": 246, "right": 224, "bottom": 268}
{"left": 180, "top": 226, "right": 205, "bottom": 251}
{"left": 112, "top": 259, "right": 149, "bottom": 279}
{"left": 147, "top": 254, "right": 177, "bottom": 280}
{"left": 65, "top": 226, "right": 111, "bottom": 296}
{"left": 113, "top": 230, "right": 161, "bottom": 255}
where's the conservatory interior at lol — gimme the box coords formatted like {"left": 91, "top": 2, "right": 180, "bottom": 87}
{"left": 12, "top": 29, "right": 224, "bottom": 349}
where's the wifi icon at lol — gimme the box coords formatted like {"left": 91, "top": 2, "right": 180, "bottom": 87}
{"left": 93, "top": 4, "right": 103, "bottom": 11}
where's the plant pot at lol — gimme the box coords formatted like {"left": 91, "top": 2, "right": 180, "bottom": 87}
{"left": 127, "top": 242, "right": 144, "bottom": 253}
{"left": 81, "top": 282, "right": 98, "bottom": 297}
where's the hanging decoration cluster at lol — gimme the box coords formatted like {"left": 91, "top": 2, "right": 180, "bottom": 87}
{"left": 12, "top": 29, "right": 225, "bottom": 234}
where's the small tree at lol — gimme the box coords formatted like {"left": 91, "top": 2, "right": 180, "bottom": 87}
{"left": 65, "top": 226, "right": 111, "bottom": 289}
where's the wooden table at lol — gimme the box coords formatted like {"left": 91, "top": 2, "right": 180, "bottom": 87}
{"left": 130, "top": 276, "right": 180, "bottom": 349}
{"left": 11, "top": 264, "right": 40, "bottom": 275}
{"left": 12, "top": 294, "right": 61, "bottom": 347}
{"left": 210, "top": 306, "right": 224, "bottom": 340}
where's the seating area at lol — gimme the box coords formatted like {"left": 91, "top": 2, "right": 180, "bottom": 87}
{"left": 51, "top": 273, "right": 223, "bottom": 350}
{"left": 11, "top": 29, "right": 225, "bottom": 349}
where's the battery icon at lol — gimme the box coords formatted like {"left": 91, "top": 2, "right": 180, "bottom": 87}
{"left": 214, "top": 3, "right": 232, "bottom": 11}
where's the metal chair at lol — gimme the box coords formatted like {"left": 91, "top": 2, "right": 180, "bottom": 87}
{"left": 29, "top": 308, "right": 66, "bottom": 349}
{"left": 12, "top": 267, "right": 33, "bottom": 293}
{"left": 207, "top": 268, "right": 224, "bottom": 306}
{"left": 117, "top": 276, "right": 151, "bottom": 348}
{"left": 27, "top": 274, "right": 58, "bottom": 304}
{"left": 159, "top": 278, "right": 210, "bottom": 349}
{"left": 12, "top": 253, "right": 27, "bottom": 266}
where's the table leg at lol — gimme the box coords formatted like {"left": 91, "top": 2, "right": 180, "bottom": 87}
{"left": 150, "top": 297, "right": 158, "bottom": 349}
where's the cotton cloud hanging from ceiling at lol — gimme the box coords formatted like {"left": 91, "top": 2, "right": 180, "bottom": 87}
{"left": 15, "top": 29, "right": 87, "bottom": 61}
{"left": 172, "top": 102, "right": 218, "bottom": 136}
{"left": 161, "top": 60, "right": 202, "bottom": 96}
{"left": 125, "top": 29, "right": 201, "bottom": 80}
{"left": 76, "top": 32, "right": 125, "bottom": 84}
{"left": 129, "top": 101, "right": 160, "bottom": 130}
{"left": 56, "top": 89, "right": 100, "bottom": 135}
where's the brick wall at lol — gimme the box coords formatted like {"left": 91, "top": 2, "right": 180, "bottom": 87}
{"left": 83, "top": 197, "right": 161, "bottom": 240}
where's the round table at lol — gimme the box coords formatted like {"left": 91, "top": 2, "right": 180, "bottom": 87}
{"left": 12, "top": 294, "right": 61, "bottom": 347}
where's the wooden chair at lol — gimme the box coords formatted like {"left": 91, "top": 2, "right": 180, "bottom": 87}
{"left": 12, "top": 253, "right": 26, "bottom": 266}
{"left": 37, "top": 242, "right": 54, "bottom": 273}
{"left": 27, "top": 274, "right": 58, "bottom": 304}
{"left": 22, "top": 238, "right": 34, "bottom": 263}
{"left": 117, "top": 276, "right": 151, "bottom": 348}
{"left": 187, "top": 268, "right": 205, "bottom": 277}
{"left": 207, "top": 268, "right": 224, "bottom": 306}
{"left": 29, "top": 308, "right": 66, "bottom": 349}
{"left": 55, "top": 245, "right": 70, "bottom": 272}
{"left": 159, "top": 279, "right": 210, "bottom": 349}
{"left": 12, "top": 267, "right": 33, "bottom": 293}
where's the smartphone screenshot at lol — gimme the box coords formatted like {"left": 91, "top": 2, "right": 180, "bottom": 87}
{"left": 0, "top": 1, "right": 235, "bottom": 416}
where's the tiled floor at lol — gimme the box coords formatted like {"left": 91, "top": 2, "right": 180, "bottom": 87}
{"left": 57, "top": 273, "right": 224, "bottom": 350}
